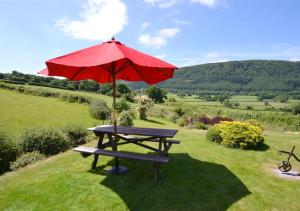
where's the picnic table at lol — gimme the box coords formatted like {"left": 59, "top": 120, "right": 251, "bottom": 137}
{"left": 74, "top": 125, "right": 179, "bottom": 182}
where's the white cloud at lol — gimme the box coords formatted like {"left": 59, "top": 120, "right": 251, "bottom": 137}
{"left": 190, "top": 0, "right": 218, "bottom": 7}
{"left": 173, "top": 19, "right": 190, "bottom": 25}
{"left": 138, "top": 34, "right": 166, "bottom": 48}
{"left": 56, "top": 0, "right": 128, "bottom": 41}
{"left": 52, "top": 49, "right": 63, "bottom": 56}
{"left": 144, "top": 0, "right": 177, "bottom": 8}
{"left": 155, "top": 54, "right": 166, "bottom": 59}
{"left": 144, "top": 0, "right": 219, "bottom": 8}
{"left": 159, "top": 28, "right": 180, "bottom": 37}
{"left": 141, "top": 22, "right": 150, "bottom": 29}
{"left": 174, "top": 52, "right": 228, "bottom": 66}
{"left": 138, "top": 27, "right": 180, "bottom": 48}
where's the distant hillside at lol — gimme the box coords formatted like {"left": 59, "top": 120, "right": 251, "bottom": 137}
{"left": 156, "top": 60, "right": 300, "bottom": 94}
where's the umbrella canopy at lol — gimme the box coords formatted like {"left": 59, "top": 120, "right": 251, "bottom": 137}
{"left": 39, "top": 38, "right": 177, "bottom": 85}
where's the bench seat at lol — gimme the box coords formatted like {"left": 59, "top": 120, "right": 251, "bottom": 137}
{"left": 74, "top": 146, "right": 170, "bottom": 163}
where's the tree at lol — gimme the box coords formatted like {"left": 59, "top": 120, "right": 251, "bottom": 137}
{"left": 99, "top": 84, "right": 112, "bottom": 95}
{"left": 117, "top": 83, "right": 131, "bottom": 95}
{"left": 218, "top": 93, "right": 231, "bottom": 103}
{"left": 275, "top": 94, "right": 288, "bottom": 103}
{"left": 115, "top": 97, "right": 130, "bottom": 113}
{"left": 223, "top": 99, "right": 232, "bottom": 108}
{"left": 146, "top": 86, "right": 166, "bottom": 103}
{"left": 293, "top": 103, "right": 300, "bottom": 115}
{"left": 79, "top": 80, "right": 99, "bottom": 92}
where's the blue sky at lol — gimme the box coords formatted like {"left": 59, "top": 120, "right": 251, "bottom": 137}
{"left": 1, "top": 0, "right": 300, "bottom": 74}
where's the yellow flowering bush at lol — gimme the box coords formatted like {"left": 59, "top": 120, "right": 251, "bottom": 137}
{"left": 206, "top": 121, "right": 264, "bottom": 149}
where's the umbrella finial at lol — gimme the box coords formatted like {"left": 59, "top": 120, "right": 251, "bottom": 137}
{"left": 111, "top": 37, "right": 115, "bottom": 41}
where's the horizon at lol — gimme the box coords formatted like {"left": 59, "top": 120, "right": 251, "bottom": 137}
{"left": 2, "top": 59, "right": 300, "bottom": 75}
{"left": 1, "top": 0, "right": 300, "bottom": 74}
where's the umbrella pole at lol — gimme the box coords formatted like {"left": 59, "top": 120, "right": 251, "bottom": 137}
{"left": 112, "top": 73, "right": 118, "bottom": 168}
{"left": 108, "top": 71, "right": 128, "bottom": 174}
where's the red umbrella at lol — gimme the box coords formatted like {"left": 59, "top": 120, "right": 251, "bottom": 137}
{"left": 39, "top": 38, "right": 176, "bottom": 116}
{"left": 39, "top": 38, "right": 177, "bottom": 173}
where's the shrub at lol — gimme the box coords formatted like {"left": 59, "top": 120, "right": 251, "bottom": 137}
{"left": 174, "top": 107, "right": 185, "bottom": 116}
{"left": 16, "top": 86, "right": 25, "bottom": 93}
{"left": 77, "top": 95, "right": 90, "bottom": 104}
{"left": 59, "top": 93, "right": 69, "bottom": 101}
{"left": 246, "top": 105, "right": 253, "bottom": 110}
{"left": 135, "top": 95, "right": 153, "bottom": 120}
{"left": 233, "top": 102, "right": 240, "bottom": 107}
{"left": 168, "top": 96, "right": 177, "bottom": 102}
{"left": 21, "top": 127, "right": 70, "bottom": 155}
{"left": 169, "top": 112, "right": 180, "bottom": 123}
{"left": 67, "top": 94, "right": 78, "bottom": 103}
{"left": 206, "top": 121, "right": 264, "bottom": 149}
{"left": 62, "top": 125, "right": 88, "bottom": 147}
{"left": 115, "top": 97, "right": 130, "bottom": 113}
{"left": 122, "top": 93, "right": 134, "bottom": 102}
{"left": 194, "top": 122, "right": 208, "bottom": 130}
{"left": 246, "top": 119, "right": 264, "bottom": 131}
{"left": 89, "top": 99, "right": 110, "bottom": 122}
{"left": 293, "top": 103, "right": 300, "bottom": 115}
{"left": 199, "top": 116, "right": 211, "bottom": 125}
{"left": 0, "top": 127, "right": 19, "bottom": 173}
{"left": 206, "top": 126, "right": 222, "bottom": 144}
{"left": 118, "top": 111, "right": 134, "bottom": 127}
{"left": 210, "top": 116, "right": 233, "bottom": 125}
{"left": 275, "top": 94, "right": 288, "bottom": 103}
{"left": 10, "top": 151, "right": 46, "bottom": 170}
{"left": 223, "top": 99, "right": 232, "bottom": 107}
{"left": 178, "top": 115, "right": 191, "bottom": 127}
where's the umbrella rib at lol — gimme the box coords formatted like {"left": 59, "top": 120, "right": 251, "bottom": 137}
{"left": 70, "top": 67, "right": 85, "bottom": 80}
{"left": 157, "top": 67, "right": 172, "bottom": 77}
{"left": 128, "top": 61, "right": 146, "bottom": 82}
{"left": 115, "top": 60, "right": 130, "bottom": 74}
{"left": 102, "top": 64, "right": 112, "bottom": 73}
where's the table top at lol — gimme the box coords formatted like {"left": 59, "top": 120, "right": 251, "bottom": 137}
{"left": 88, "top": 125, "right": 178, "bottom": 138}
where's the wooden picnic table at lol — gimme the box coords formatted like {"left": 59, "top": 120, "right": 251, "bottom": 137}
{"left": 74, "top": 125, "right": 179, "bottom": 182}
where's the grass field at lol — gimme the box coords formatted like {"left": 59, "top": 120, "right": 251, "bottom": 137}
{"left": 168, "top": 94, "right": 297, "bottom": 110}
{"left": 1, "top": 89, "right": 300, "bottom": 210}
{"left": 0, "top": 89, "right": 101, "bottom": 137}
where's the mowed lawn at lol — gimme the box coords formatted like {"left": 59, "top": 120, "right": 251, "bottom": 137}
{"left": 1, "top": 90, "right": 300, "bottom": 210}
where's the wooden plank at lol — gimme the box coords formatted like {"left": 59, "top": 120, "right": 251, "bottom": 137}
{"left": 73, "top": 147, "right": 170, "bottom": 163}
{"left": 118, "top": 136, "right": 180, "bottom": 144}
{"left": 74, "top": 146, "right": 97, "bottom": 154}
{"left": 89, "top": 125, "right": 178, "bottom": 138}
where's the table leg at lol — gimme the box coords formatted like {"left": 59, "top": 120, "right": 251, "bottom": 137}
{"left": 107, "top": 134, "right": 127, "bottom": 174}
{"left": 91, "top": 134, "right": 104, "bottom": 169}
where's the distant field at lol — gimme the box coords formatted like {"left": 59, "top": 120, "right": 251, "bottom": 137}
{"left": 167, "top": 94, "right": 295, "bottom": 111}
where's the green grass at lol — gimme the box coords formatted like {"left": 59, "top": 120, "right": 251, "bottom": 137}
{"left": 0, "top": 89, "right": 99, "bottom": 137}
{"left": 1, "top": 89, "right": 300, "bottom": 210}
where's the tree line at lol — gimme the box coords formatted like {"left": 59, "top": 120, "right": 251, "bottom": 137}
{"left": 0, "top": 71, "right": 167, "bottom": 103}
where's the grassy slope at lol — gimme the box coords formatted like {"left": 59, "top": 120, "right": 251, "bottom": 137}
{"left": 1, "top": 90, "right": 300, "bottom": 210}
{"left": 0, "top": 89, "right": 100, "bottom": 136}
